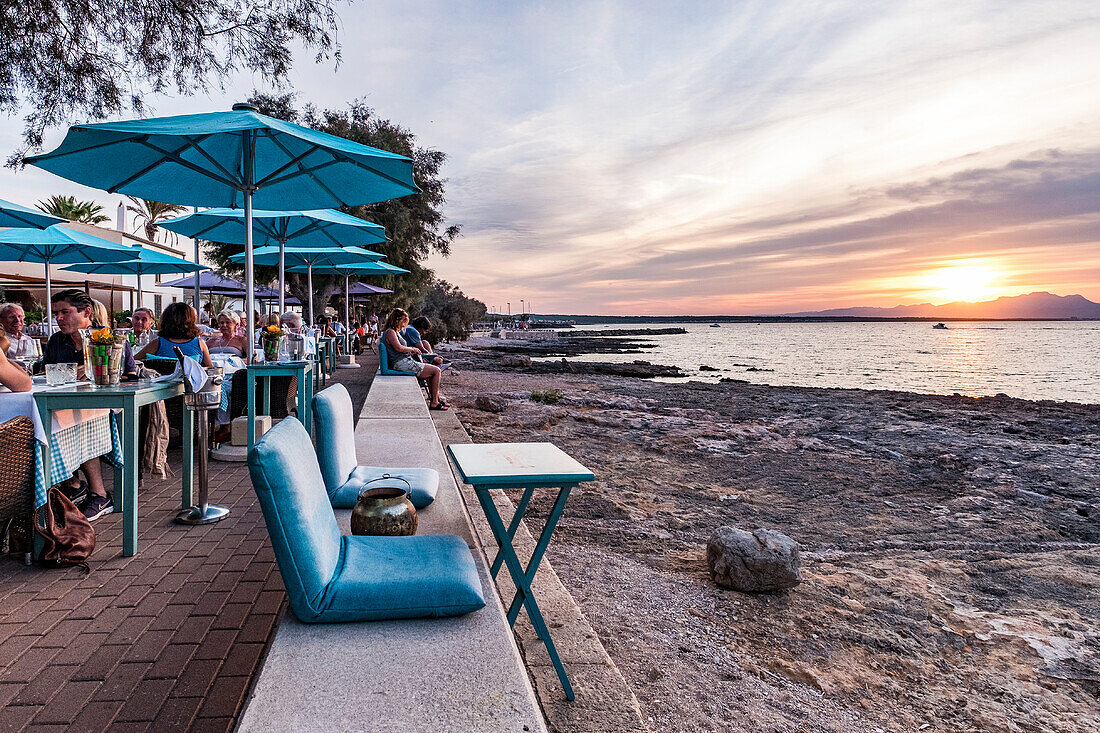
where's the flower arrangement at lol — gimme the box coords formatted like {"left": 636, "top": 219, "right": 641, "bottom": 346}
{"left": 260, "top": 324, "right": 285, "bottom": 340}
{"left": 89, "top": 327, "right": 125, "bottom": 344}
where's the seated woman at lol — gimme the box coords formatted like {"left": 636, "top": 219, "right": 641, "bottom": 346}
{"left": 382, "top": 308, "right": 447, "bottom": 410}
{"left": 0, "top": 329, "right": 32, "bottom": 392}
{"left": 137, "top": 302, "right": 213, "bottom": 367}
{"left": 205, "top": 309, "right": 247, "bottom": 356}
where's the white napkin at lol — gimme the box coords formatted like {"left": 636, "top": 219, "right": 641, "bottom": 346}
{"left": 151, "top": 357, "right": 208, "bottom": 392}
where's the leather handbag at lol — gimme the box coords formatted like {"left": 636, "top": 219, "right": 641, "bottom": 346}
{"left": 34, "top": 488, "right": 95, "bottom": 570}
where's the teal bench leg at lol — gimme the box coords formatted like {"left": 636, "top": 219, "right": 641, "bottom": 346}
{"left": 474, "top": 484, "right": 575, "bottom": 701}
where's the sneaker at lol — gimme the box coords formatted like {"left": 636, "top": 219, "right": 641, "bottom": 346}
{"left": 82, "top": 494, "right": 114, "bottom": 522}
{"left": 61, "top": 480, "right": 88, "bottom": 508}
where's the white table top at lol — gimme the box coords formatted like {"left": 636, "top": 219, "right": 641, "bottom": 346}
{"left": 448, "top": 442, "right": 595, "bottom": 486}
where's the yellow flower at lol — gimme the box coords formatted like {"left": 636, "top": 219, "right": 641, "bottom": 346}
{"left": 266, "top": 325, "right": 280, "bottom": 333}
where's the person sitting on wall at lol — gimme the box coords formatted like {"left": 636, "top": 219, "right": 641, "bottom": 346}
{"left": 382, "top": 308, "right": 447, "bottom": 410}
{"left": 401, "top": 316, "right": 444, "bottom": 366}
{"left": 0, "top": 304, "right": 38, "bottom": 359}
{"left": 136, "top": 302, "right": 214, "bottom": 367}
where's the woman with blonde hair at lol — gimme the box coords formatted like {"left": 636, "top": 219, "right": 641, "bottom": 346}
{"left": 205, "top": 308, "right": 247, "bottom": 356}
{"left": 382, "top": 308, "right": 446, "bottom": 410}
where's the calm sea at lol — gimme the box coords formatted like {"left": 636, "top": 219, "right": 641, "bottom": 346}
{"left": 555, "top": 321, "right": 1100, "bottom": 404}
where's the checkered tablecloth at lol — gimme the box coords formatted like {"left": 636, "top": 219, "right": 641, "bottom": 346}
{"left": 34, "top": 412, "right": 123, "bottom": 508}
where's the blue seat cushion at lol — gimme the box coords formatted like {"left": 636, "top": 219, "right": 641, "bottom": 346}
{"left": 332, "top": 466, "right": 439, "bottom": 509}
{"left": 318, "top": 534, "right": 485, "bottom": 622}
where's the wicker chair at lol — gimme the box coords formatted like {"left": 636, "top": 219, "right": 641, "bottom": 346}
{"left": 0, "top": 417, "right": 37, "bottom": 565}
{"left": 229, "top": 368, "right": 298, "bottom": 421}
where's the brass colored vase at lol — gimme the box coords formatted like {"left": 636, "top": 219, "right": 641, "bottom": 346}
{"left": 351, "top": 476, "right": 417, "bottom": 536}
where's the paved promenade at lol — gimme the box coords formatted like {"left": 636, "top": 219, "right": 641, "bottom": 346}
{"left": 0, "top": 356, "right": 377, "bottom": 732}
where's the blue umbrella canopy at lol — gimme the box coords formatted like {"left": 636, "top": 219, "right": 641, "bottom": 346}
{"left": 232, "top": 247, "right": 399, "bottom": 324}
{"left": 25, "top": 103, "right": 418, "bottom": 359}
{"left": 0, "top": 199, "right": 64, "bottom": 229}
{"left": 160, "top": 207, "right": 388, "bottom": 313}
{"left": 0, "top": 225, "right": 137, "bottom": 332}
{"left": 61, "top": 247, "right": 208, "bottom": 307}
{"left": 289, "top": 262, "right": 404, "bottom": 330}
{"left": 24, "top": 109, "right": 417, "bottom": 209}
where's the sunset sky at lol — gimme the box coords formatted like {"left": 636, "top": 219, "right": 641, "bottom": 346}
{"left": 2, "top": 0, "right": 1098, "bottom": 314}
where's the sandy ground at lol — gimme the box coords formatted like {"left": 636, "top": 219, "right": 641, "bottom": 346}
{"left": 437, "top": 338, "right": 1100, "bottom": 733}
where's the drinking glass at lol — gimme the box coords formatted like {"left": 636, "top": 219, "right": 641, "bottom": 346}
{"left": 46, "top": 362, "right": 78, "bottom": 386}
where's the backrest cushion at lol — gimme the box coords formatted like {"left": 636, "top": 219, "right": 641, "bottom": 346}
{"left": 248, "top": 418, "right": 343, "bottom": 615}
{"left": 311, "top": 384, "right": 357, "bottom": 493}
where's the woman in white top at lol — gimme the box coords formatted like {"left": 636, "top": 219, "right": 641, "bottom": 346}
{"left": 0, "top": 304, "right": 38, "bottom": 359}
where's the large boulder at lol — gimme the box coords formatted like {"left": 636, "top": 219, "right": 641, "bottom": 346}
{"left": 475, "top": 394, "right": 506, "bottom": 413}
{"left": 707, "top": 526, "right": 802, "bottom": 592}
{"left": 501, "top": 354, "right": 532, "bottom": 367}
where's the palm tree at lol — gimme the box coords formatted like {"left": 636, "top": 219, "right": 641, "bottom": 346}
{"left": 36, "top": 195, "right": 110, "bottom": 224}
{"left": 126, "top": 197, "right": 188, "bottom": 243}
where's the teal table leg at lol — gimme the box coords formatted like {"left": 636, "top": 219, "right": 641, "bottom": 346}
{"left": 299, "top": 369, "right": 311, "bottom": 435}
{"left": 121, "top": 402, "right": 140, "bottom": 557}
{"left": 35, "top": 401, "right": 53, "bottom": 562}
{"left": 473, "top": 485, "right": 575, "bottom": 700}
{"left": 181, "top": 406, "right": 194, "bottom": 509}
{"left": 490, "top": 485, "right": 535, "bottom": 579}
{"left": 247, "top": 372, "right": 256, "bottom": 449}
{"left": 262, "top": 375, "right": 272, "bottom": 418}
{"left": 506, "top": 484, "right": 573, "bottom": 626}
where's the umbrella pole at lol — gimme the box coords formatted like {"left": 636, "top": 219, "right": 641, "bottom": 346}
{"left": 243, "top": 133, "right": 256, "bottom": 364}
{"left": 345, "top": 274, "right": 351, "bottom": 352}
{"left": 136, "top": 272, "right": 142, "bottom": 312}
{"left": 307, "top": 264, "right": 314, "bottom": 327}
{"left": 278, "top": 238, "right": 285, "bottom": 316}
{"left": 43, "top": 259, "right": 52, "bottom": 335}
{"left": 192, "top": 218, "right": 200, "bottom": 310}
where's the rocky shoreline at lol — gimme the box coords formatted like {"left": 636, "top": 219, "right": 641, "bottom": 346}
{"left": 439, "top": 335, "right": 1100, "bottom": 732}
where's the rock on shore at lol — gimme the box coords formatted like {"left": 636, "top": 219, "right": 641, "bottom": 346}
{"left": 707, "top": 526, "right": 802, "bottom": 592}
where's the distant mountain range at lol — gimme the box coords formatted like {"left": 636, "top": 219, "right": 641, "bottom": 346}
{"left": 781, "top": 292, "right": 1100, "bottom": 319}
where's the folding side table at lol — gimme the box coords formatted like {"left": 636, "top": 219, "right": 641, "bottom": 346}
{"left": 447, "top": 441, "right": 595, "bottom": 700}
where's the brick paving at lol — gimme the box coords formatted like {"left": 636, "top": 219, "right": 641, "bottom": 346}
{"left": 0, "top": 352, "right": 377, "bottom": 732}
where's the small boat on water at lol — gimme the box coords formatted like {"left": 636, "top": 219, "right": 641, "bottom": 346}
{"left": 709, "top": 323, "right": 721, "bottom": 328}
{"left": 933, "top": 322, "right": 948, "bottom": 329}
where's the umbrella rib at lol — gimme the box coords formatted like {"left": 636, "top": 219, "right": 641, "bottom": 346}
{"left": 259, "top": 133, "right": 348, "bottom": 203}
{"left": 126, "top": 137, "right": 241, "bottom": 191}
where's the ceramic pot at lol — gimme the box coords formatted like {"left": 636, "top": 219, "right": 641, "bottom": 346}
{"left": 351, "top": 476, "right": 417, "bottom": 536}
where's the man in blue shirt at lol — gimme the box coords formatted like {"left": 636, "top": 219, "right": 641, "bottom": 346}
{"left": 401, "top": 317, "right": 443, "bottom": 366}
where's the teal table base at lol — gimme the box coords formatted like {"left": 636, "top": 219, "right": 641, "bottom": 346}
{"left": 246, "top": 361, "right": 315, "bottom": 449}
{"left": 35, "top": 380, "right": 191, "bottom": 557}
{"left": 473, "top": 482, "right": 577, "bottom": 700}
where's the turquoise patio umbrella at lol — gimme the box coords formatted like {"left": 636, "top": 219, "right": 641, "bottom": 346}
{"left": 61, "top": 247, "right": 209, "bottom": 309}
{"left": 160, "top": 208, "right": 387, "bottom": 314}
{"left": 0, "top": 199, "right": 65, "bottom": 229}
{"left": 0, "top": 225, "right": 137, "bottom": 333}
{"left": 25, "top": 103, "right": 418, "bottom": 360}
{"left": 287, "top": 261, "right": 407, "bottom": 335}
{"left": 231, "top": 246, "right": 400, "bottom": 326}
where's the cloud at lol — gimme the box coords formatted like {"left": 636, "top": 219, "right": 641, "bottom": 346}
{"left": 2, "top": 0, "right": 1099, "bottom": 313}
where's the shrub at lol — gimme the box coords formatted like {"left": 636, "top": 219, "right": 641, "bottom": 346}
{"left": 530, "top": 389, "right": 562, "bottom": 405}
